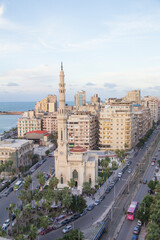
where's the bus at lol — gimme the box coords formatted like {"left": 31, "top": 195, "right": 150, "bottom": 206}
{"left": 127, "top": 201, "right": 138, "bottom": 220}
{"left": 14, "top": 180, "right": 23, "bottom": 191}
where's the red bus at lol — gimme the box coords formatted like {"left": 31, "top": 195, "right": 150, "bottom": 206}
{"left": 127, "top": 201, "right": 138, "bottom": 220}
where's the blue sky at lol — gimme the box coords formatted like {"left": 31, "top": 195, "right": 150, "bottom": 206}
{"left": 0, "top": 0, "right": 160, "bottom": 102}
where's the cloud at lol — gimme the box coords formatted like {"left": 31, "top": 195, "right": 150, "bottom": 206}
{"left": 104, "top": 82, "right": 117, "bottom": 88}
{"left": 86, "top": 82, "right": 96, "bottom": 86}
{"left": 7, "top": 82, "right": 19, "bottom": 86}
{"left": 0, "top": 5, "right": 4, "bottom": 16}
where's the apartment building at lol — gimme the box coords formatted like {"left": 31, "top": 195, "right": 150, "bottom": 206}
{"left": 133, "top": 105, "right": 151, "bottom": 140}
{"left": 42, "top": 112, "right": 58, "bottom": 134}
{"left": 142, "top": 96, "right": 159, "bottom": 124}
{"left": 18, "top": 117, "right": 42, "bottom": 137}
{"left": 67, "top": 112, "right": 98, "bottom": 150}
{"left": 0, "top": 139, "right": 34, "bottom": 168}
{"left": 124, "top": 90, "right": 141, "bottom": 104}
{"left": 35, "top": 95, "right": 57, "bottom": 115}
{"left": 74, "top": 90, "right": 86, "bottom": 108}
{"left": 90, "top": 94, "right": 100, "bottom": 104}
{"left": 99, "top": 102, "right": 136, "bottom": 150}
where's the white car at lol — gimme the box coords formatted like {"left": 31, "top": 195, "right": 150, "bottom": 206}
{"left": 62, "top": 225, "right": 72, "bottom": 233}
{"left": 128, "top": 169, "right": 132, "bottom": 174}
{"left": 118, "top": 172, "right": 122, "bottom": 178}
{"left": 137, "top": 220, "right": 142, "bottom": 226}
{"left": 2, "top": 219, "right": 10, "bottom": 230}
{"left": 94, "top": 200, "right": 100, "bottom": 206}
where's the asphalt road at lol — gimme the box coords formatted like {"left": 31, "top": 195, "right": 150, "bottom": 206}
{"left": 0, "top": 156, "right": 54, "bottom": 225}
{"left": 116, "top": 133, "right": 160, "bottom": 240}
{"left": 39, "top": 130, "right": 160, "bottom": 240}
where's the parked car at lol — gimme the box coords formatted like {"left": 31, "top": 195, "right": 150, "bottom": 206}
{"left": 3, "top": 191, "right": 9, "bottom": 197}
{"left": 56, "top": 215, "right": 66, "bottom": 221}
{"left": 105, "top": 187, "right": 111, "bottom": 193}
{"left": 87, "top": 205, "right": 94, "bottom": 211}
{"left": 152, "top": 176, "right": 157, "bottom": 181}
{"left": 137, "top": 220, "right": 142, "bottom": 226}
{"left": 132, "top": 234, "right": 139, "bottom": 240}
{"left": 148, "top": 188, "right": 155, "bottom": 194}
{"left": 80, "top": 209, "right": 87, "bottom": 216}
{"left": 61, "top": 219, "right": 72, "bottom": 225}
{"left": 2, "top": 219, "right": 10, "bottom": 230}
{"left": 99, "top": 195, "right": 105, "bottom": 202}
{"left": 94, "top": 200, "right": 100, "bottom": 206}
{"left": 30, "top": 168, "right": 35, "bottom": 173}
{"left": 62, "top": 225, "right": 72, "bottom": 234}
{"left": 70, "top": 213, "right": 80, "bottom": 221}
{"left": 118, "top": 172, "right": 122, "bottom": 178}
{"left": 133, "top": 225, "right": 141, "bottom": 235}
{"left": 40, "top": 227, "right": 53, "bottom": 235}
{"left": 128, "top": 169, "right": 132, "bottom": 174}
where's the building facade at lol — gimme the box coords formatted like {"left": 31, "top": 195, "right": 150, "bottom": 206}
{"left": 67, "top": 112, "right": 98, "bottom": 150}
{"left": 0, "top": 139, "right": 33, "bottom": 168}
{"left": 99, "top": 102, "right": 136, "bottom": 150}
{"left": 142, "top": 96, "right": 159, "bottom": 124}
{"left": 35, "top": 95, "right": 57, "bottom": 115}
{"left": 42, "top": 112, "right": 58, "bottom": 134}
{"left": 125, "top": 90, "right": 141, "bottom": 104}
{"left": 18, "top": 118, "right": 42, "bottom": 137}
{"left": 74, "top": 90, "right": 86, "bottom": 108}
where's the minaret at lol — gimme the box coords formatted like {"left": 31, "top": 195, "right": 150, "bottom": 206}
{"left": 57, "top": 62, "right": 68, "bottom": 161}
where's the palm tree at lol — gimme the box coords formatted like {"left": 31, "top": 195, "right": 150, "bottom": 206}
{"left": 14, "top": 208, "right": 21, "bottom": 234}
{"left": 27, "top": 224, "right": 37, "bottom": 240}
{"left": 6, "top": 203, "right": 15, "bottom": 236}
{"left": 15, "top": 234, "right": 25, "bottom": 240}
{"left": 51, "top": 176, "right": 59, "bottom": 189}
{"left": 61, "top": 188, "right": 72, "bottom": 212}
{"left": 39, "top": 216, "right": 49, "bottom": 229}
{"left": 38, "top": 176, "right": 45, "bottom": 190}
{"left": 0, "top": 226, "right": 6, "bottom": 237}
{"left": 68, "top": 178, "right": 75, "bottom": 189}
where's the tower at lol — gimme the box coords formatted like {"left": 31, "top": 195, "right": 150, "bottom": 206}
{"left": 57, "top": 62, "right": 68, "bottom": 160}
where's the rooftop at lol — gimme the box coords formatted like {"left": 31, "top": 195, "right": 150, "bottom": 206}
{"left": 70, "top": 146, "right": 87, "bottom": 153}
{"left": 0, "top": 139, "right": 32, "bottom": 149}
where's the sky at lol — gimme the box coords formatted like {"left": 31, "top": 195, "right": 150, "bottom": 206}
{"left": 0, "top": 0, "right": 160, "bottom": 102}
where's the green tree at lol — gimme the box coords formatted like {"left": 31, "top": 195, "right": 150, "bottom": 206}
{"left": 82, "top": 182, "right": 91, "bottom": 195}
{"left": 38, "top": 216, "right": 49, "bottom": 229}
{"left": 67, "top": 178, "right": 75, "bottom": 188}
{"left": 6, "top": 203, "right": 15, "bottom": 236}
{"left": 57, "top": 229, "right": 84, "bottom": 240}
{"left": 136, "top": 195, "right": 154, "bottom": 224}
{"left": 61, "top": 188, "right": 72, "bottom": 211}
{"left": 0, "top": 226, "right": 6, "bottom": 237}
{"left": 14, "top": 208, "right": 21, "bottom": 234}
{"left": 45, "top": 150, "right": 50, "bottom": 156}
{"left": 146, "top": 223, "right": 160, "bottom": 240}
{"left": 27, "top": 224, "right": 37, "bottom": 240}
{"left": 37, "top": 176, "right": 45, "bottom": 190}
{"left": 148, "top": 180, "right": 158, "bottom": 191}
{"left": 15, "top": 234, "right": 25, "bottom": 240}
{"left": 70, "top": 195, "right": 87, "bottom": 213}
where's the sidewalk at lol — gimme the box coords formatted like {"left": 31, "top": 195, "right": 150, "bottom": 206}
{"left": 85, "top": 161, "right": 126, "bottom": 206}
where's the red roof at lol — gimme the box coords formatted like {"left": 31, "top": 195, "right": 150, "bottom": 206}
{"left": 44, "top": 133, "right": 50, "bottom": 137}
{"left": 26, "top": 130, "right": 48, "bottom": 135}
{"left": 70, "top": 146, "right": 87, "bottom": 153}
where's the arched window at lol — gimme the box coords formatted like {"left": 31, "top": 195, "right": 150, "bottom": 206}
{"left": 72, "top": 170, "right": 78, "bottom": 180}
{"left": 61, "top": 175, "right": 63, "bottom": 184}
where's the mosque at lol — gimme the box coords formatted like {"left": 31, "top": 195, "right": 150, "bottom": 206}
{"left": 54, "top": 64, "right": 98, "bottom": 193}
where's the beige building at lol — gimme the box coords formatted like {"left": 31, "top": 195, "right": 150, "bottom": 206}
{"left": 67, "top": 112, "right": 98, "bottom": 150}
{"left": 55, "top": 64, "right": 98, "bottom": 192}
{"left": 0, "top": 139, "right": 33, "bottom": 168}
{"left": 142, "top": 96, "right": 159, "bottom": 124}
{"left": 74, "top": 90, "right": 86, "bottom": 108}
{"left": 35, "top": 95, "right": 57, "bottom": 115}
{"left": 18, "top": 117, "right": 42, "bottom": 137}
{"left": 99, "top": 102, "right": 136, "bottom": 150}
{"left": 125, "top": 90, "right": 141, "bottom": 104}
{"left": 42, "top": 112, "right": 58, "bottom": 134}
{"left": 90, "top": 94, "right": 100, "bottom": 104}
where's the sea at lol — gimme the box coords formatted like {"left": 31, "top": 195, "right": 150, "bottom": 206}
{"left": 0, "top": 101, "right": 74, "bottom": 134}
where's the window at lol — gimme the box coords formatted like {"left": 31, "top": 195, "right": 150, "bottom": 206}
{"left": 61, "top": 175, "right": 63, "bottom": 184}
{"left": 73, "top": 170, "right": 78, "bottom": 180}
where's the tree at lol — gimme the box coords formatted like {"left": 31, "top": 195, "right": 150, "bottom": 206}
{"left": 0, "top": 226, "right": 6, "bottom": 237}
{"left": 67, "top": 178, "right": 75, "bottom": 189}
{"left": 146, "top": 223, "right": 160, "bottom": 240}
{"left": 136, "top": 195, "right": 154, "bottom": 224}
{"left": 27, "top": 224, "right": 37, "bottom": 240}
{"left": 57, "top": 229, "right": 84, "bottom": 240}
{"left": 45, "top": 150, "right": 50, "bottom": 156}
{"left": 61, "top": 188, "right": 72, "bottom": 210}
{"left": 48, "top": 132, "right": 58, "bottom": 146}
{"left": 37, "top": 176, "right": 45, "bottom": 190}
{"left": 50, "top": 176, "right": 59, "bottom": 189}
{"left": 15, "top": 235, "right": 25, "bottom": 240}
{"left": 70, "top": 195, "right": 87, "bottom": 213}
{"left": 111, "top": 161, "right": 117, "bottom": 170}
{"left": 82, "top": 182, "right": 91, "bottom": 195}
{"left": 148, "top": 180, "right": 158, "bottom": 191}
{"left": 6, "top": 203, "right": 15, "bottom": 236}
{"left": 14, "top": 208, "right": 21, "bottom": 234}
{"left": 38, "top": 216, "right": 49, "bottom": 229}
